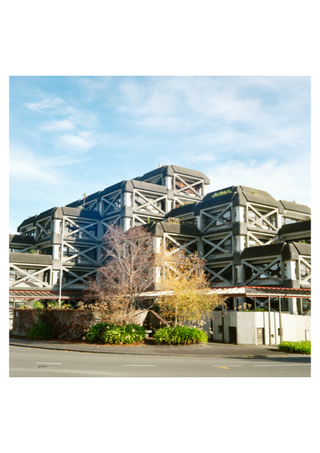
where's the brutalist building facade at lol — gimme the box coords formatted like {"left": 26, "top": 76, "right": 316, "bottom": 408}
{"left": 9, "top": 165, "right": 311, "bottom": 315}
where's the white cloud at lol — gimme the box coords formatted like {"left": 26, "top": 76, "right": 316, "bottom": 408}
{"left": 116, "top": 77, "right": 310, "bottom": 156}
{"left": 10, "top": 145, "right": 90, "bottom": 185}
{"left": 204, "top": 158, "right": 311, "bottom": 207}
{"left": 25, "top": 97, "right": 64, "bottom": 111}
{"left": 10, "top": 149, "right": 61, "bottom": 185}
{"left": 39, "top": 119, "right": 75, "bottom": 131}
{"left": 59, "top": 131, "right": 96, "bottom": 152}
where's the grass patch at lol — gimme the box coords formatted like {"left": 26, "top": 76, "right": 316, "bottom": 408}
{"left": 278, "top": 341, "right": 311, "bottom": 355}
{"left": 211, "top": 189, "right": 232, "bottom": 198}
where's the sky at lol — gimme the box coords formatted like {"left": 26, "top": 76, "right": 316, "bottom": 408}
{"left": 9, "top": 75, "right": 311, "bottom": 233}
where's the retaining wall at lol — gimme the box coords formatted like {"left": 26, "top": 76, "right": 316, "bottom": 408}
{"left": 11, "top": 309, "right": 150, "bottom": 341}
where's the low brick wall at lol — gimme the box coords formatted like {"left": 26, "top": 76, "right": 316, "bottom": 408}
{"left": 11, "top": 309, "right": 153, "bottom": 341}
{"left": 12, "top": 309, "right": 105, "bottom": 340}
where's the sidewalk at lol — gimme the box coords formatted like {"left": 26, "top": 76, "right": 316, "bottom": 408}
{"left": 9, "top": 336, "right": 302, "bottom": 358}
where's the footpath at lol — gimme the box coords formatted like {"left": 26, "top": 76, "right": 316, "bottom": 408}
{"left": 9, "top": 336, "right": 302, "bottom": 358}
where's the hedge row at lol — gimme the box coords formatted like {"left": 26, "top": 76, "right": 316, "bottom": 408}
{"left": 278, "top": 341, "right": 311, "bottom": 355}
{"left": 28, "top": 321, "right": 208, "bottom": 345}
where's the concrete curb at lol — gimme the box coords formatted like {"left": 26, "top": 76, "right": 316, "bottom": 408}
{"left": 9, "top": 337, "right": 306, "bottom": 358}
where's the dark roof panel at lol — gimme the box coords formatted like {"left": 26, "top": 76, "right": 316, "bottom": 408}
{"left": 278, "top": 219, "right": 311, "bottom": 236}
{"left": 9, "top": 252, "right": 52, "bottom": 265}
{"left": 241, "top": 243, "right": 286, "bottom": 259}
{"left": 166, "top": 203, "right": 197, "bottom": 218}
{"left": 146, "top": 221, "right": 200, "bottom": 236}
{"left": 9, "top": 234, "right": 35, "bottom": 245}
{"left": 131, "top": 180, "right": 168, "bottom": 193}
{"left": 135, "top": 166, "right": 167, "bottom": 181}
{"left": 61, "top": 207, "right": 101, "bottom": 219}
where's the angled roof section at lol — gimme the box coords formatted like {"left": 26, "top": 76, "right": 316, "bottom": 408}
{"left": 66, "top": 189, "right": 103, "bottom": 207}
{"left": 17, "top": 207, "right": 57, "bottom": 230}
{"left": 290, "top": 241, "right": 311, "bottom": 256}
{"left": 280, "top": 200, "right": 311, "bottom": 215}
{"left": 18, "top": 206, "right": 102, "bottom": 231}
{"left": 240, "top": 186, "right": 281, "bottom": 208}
{"left": 170, "top": 165, "right": 210, "bottom": 184}
{"left": 136, "top": 164, "right": 210, "bottom": 185}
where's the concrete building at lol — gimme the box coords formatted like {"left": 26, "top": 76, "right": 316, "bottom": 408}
{"left": 9, "top": 165, "right": 311, "bottom": 344}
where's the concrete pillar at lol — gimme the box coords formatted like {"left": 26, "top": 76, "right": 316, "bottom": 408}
{"left": 52, "top": 244, "right": 60, "bottom": 260}
{"left": 123, "top": 217, "right": 132, "bottom": 232}
{"left": 123, "top": 192, "right": 132, "bottom": 207}
{"left": 235, "top": 265, "right": 242, "bottom": 284}
{"left": 53, "top": 219, "right": 61, "bottom": 233}
{"left": 288, "top": 298, "right": 298, "bottom": 315}
{"left": 197, "top": 215, "right": 202, "bottom": 231}
{"left": 234, "top": 206, "right": 245, "bottom": 223}
{"left": 52, "top": 270, "right": 59, "bottom": 286}
{"left": 165, "top": 176, "right": 173, "bottom": 190}
{"left": 284, "top": 260, "right": 297, "bottom": 280}
{"left": 235, "top": 235, "right": 245, "bottom": 252}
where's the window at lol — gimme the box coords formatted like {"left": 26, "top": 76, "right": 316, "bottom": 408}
{"left": 180, "top": 218, "right": 197, "bottom": 227}
{"left": 282, "top": 217, "right": 298, "bottom": 226}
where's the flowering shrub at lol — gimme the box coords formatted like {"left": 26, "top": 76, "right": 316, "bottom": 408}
{"left": 85, "top": 323, "right": 146, "bottom": 344}
{"left": 154, "top": 325, "right": 208, "bottom": 345}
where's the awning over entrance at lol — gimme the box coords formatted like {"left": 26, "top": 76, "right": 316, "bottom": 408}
{"left": 207, "top": 286, "right": 311, "bottom": 299}
{"left": 138, "top": 286, "right": 311, "bottom": 299}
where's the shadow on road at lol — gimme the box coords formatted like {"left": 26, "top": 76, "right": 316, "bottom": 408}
{"left": 227, "top": 355, "right": 311, "bottom": 363}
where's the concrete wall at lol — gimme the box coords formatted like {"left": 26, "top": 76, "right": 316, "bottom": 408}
{"left": 204, "top": 311, "right": 311, "bottom": 345}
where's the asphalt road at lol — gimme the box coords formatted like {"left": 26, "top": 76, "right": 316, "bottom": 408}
{"left": 9, "top": 346, "right": 311, "bottom": 377}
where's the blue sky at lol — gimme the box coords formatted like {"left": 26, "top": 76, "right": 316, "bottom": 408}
{"left": 9, "top": 76, "right": 311, "bottom": 233}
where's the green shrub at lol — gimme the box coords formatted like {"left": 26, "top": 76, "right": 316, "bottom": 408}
{"left": 154, "top": 325, "right": 208, "bottom": 345}
{"left": 29, "top": 323, "right": 54, "bottom": 341}
{"left": 85, "top": 322, "right": 113, "bottom": 343}
{"left": 33, "top": 301, "right": 45, "bottom": 309}
{"left": 278, "top": 341, "right": 311, "bottom": 355}
{"left": 85, "top": 323, "right": 146, "bottom": 344}
{"left": 47, "top": 300, "right": 72, "bottom": 309}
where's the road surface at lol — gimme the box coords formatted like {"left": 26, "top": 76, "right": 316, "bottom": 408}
{"left": 9, "top": 346, "right": 311, "bottom": 377}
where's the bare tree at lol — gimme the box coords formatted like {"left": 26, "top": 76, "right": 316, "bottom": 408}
{"left": 81, "top": 225, "right": 155, "bottom": 324}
